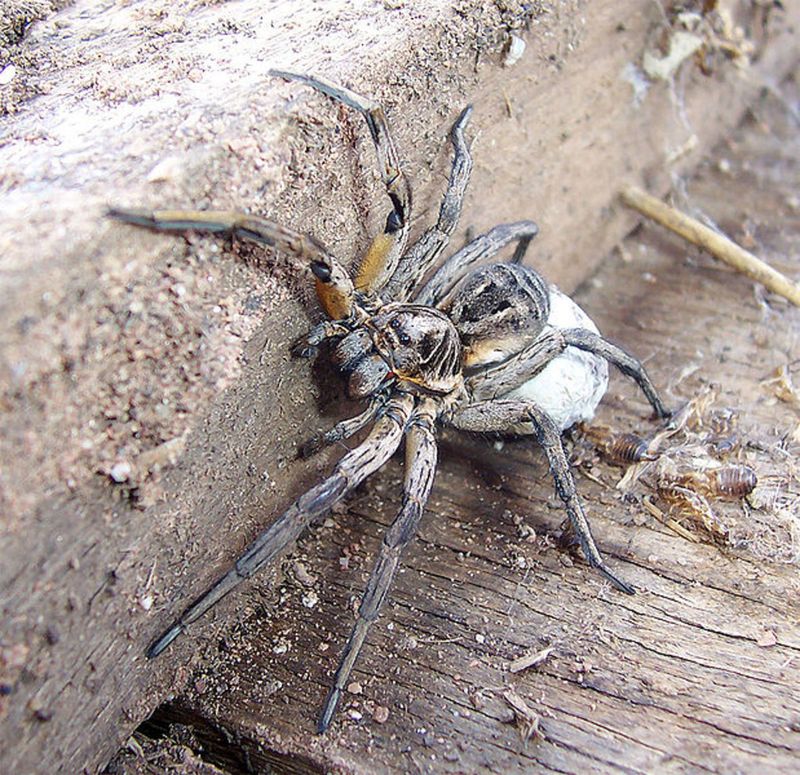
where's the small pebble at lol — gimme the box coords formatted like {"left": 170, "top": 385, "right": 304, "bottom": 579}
{"left": 347, "top": 681, "right": 363, "bottom": 695}
{"left": 0, "top": 63, "right": 16, "bottom": 86}
{"left": 109, "top": 461, "right": 131, "bottom": 483}
{"left": 373, "top": 705, "right": 390, "bottom": 724}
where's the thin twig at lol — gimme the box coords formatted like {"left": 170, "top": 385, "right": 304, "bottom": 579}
{"left": 621, "top": 186, "right": 800, "bottom": 307}
{"left": 643, "top": 495, "right": 698, "bottom": 543}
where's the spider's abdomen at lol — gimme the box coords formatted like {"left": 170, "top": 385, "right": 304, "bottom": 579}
{"left": 443, "top": 264, "right": 550, "bottom": 368}
{"left": 505, "top": 287, "right": 609, "bottom": 431}
{"left": 446, "top": 264, "right": 608, "bottom": 431}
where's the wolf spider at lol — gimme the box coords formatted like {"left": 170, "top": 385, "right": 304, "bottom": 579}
{"left": 110, "top": 71, "right": 669, "bottom": 732}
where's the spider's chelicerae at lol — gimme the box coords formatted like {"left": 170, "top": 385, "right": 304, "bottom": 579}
{"left": 110, "top": 71, "right": 670, "bottom": 732}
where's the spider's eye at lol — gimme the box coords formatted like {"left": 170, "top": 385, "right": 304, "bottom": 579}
{"left": 398, "top": 332, "right": 411, "bottom": 346}
{"left": 390, "top": 317, "right": 402, "bottom": 329}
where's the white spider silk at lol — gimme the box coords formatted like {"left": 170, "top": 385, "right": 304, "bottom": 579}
{"left": 505, "top": 287, "right": 609, "bottom": 431}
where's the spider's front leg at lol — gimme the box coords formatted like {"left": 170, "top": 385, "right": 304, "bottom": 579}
{"left": 271, "top": 70, "right": 412, "bottom": 294}
{"left": 447, "top": 398, "right": 635, "bottom": 594}
{"left": 383, "top": 104, "right": 475, "bottom": 301}
{"left": 108, "top": 208, "right": 356, "bottom": 321}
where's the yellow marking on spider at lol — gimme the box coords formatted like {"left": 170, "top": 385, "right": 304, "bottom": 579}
{"left": 315, "top": 279, "right": 352, "bottom": 320}
{"left": 355, "top": 232, "right": 397, "bottom": 292}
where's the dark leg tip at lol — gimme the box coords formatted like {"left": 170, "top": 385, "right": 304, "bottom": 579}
{"left": 146, "top": 624, "right": 183, "bottom": 659}
{"left": 454, "top": 104, "right": 473, "bottom": 130}
{"left": 654, "top": 404, "right": 673, "bottom": 422}
{"left": 597, "top": 564, "right": 635, "bottom": 595}
{"left": 317, "top": 687, "right": 341, "bottom": 734}
{"left": 298, "top": 435, "right": 324, "bottom": 459}
{"left": 106, "top": 207, "right": 154, "bottom": 226}
{"left": 291, "top": 339, "right": 318, "bottom": 359}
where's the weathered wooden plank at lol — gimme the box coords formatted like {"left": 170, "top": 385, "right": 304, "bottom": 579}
{"left": 128, "top": 78, "right": 800, "bottom": 773}
{"left": 2, "top": 1, "right": 799, "bottom": 772}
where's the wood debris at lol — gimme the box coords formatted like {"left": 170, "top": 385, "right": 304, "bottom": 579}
{"left": 502, "top": 689, "right": 542, "bottom": 743}
{"left": 621, "top": 186, "right": 800, "bottom": 307}
{"left": 508, "top": 646, "right": 555, "bottom": 674}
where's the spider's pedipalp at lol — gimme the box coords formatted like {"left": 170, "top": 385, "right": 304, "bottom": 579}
{"left": 271, "top": 70, "right": 411, "bottom": 294}
{"left": 318, "top": 397, "right": 439, "bottom": 733}
{"left": 145, "top": 394, "right": 414, "bottom": 660}
{"left": 107, "top": 208, "right": 355, "bottom": 319}
{"left": 384, "top": 104, "right": 475, "bottom": 302}
{"left": 447, "top": 398, "right": 635, "bottom": 594}
{"left": 416, "top": 220, "right": 539, "bottom": 306}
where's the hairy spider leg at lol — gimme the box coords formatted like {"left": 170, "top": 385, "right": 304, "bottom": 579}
{"left": 466, "top": 327, "right": 669, "bottom": 419}
{"left": 145, "top": 394, "right": 414, "bottom": 659}
{"left": 298, "top": 399, "right": 384, "bottom": 459}
{"left": 271, "top": 70, "right": 412, "bottom": 294}
{"left": 560, "top": 329, "right": 670, "bottom": 419}
{"left": 107, "top": 208, "right": 355, "bottom": 320}
{"left": 447, "top": 399, "right": 635, "bottom": 594}
{"left": 318, "top": 397, "right": 439, "bottom": 732}
{"left": 290, "top": 320, "right": 352, "bottom": 359}
{"left": 415, "top": 220, "right": 539, "bottom": 306}
{"left": 466, "top": 330, "right": 572, "bottom": 397}
{"left": 383, "top": 105, "right": 475, "bottom": 302}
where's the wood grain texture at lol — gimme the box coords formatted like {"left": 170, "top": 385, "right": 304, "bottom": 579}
{"left": 2, "top": 1, "right": 798, "bottom": 772}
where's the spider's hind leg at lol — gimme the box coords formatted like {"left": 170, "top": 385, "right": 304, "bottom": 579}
{"left": 317, "top": 397, "right": 439, "bottom": 732}
{"left": 448, "top": 398, "right": 635, "bottom": 595}
{"left": 145, "top": 394, "right": 414, "bottom": 660}
{"left": 562, "top": 328, "right": 670, "bottom": 420}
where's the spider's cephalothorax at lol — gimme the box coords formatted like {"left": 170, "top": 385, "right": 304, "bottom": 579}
{"left": 328, "top": 303, "right": 463, "bottom": 397}
{"left": 109, "top": 71, "right": 670, "bottom": 733}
